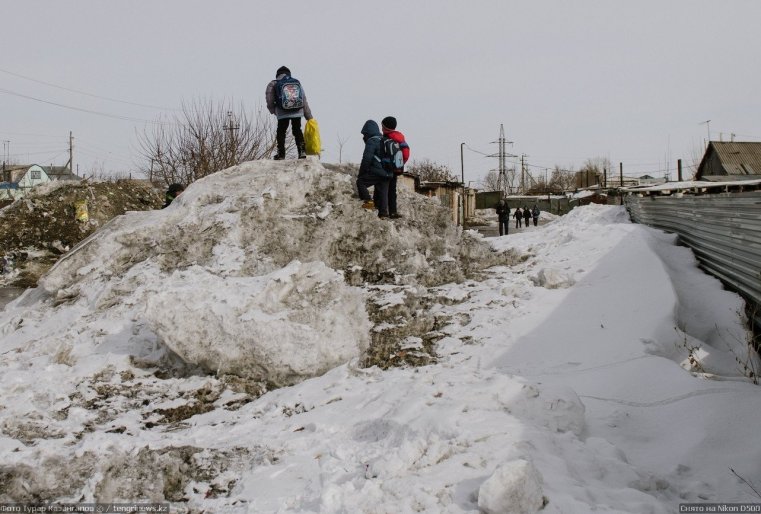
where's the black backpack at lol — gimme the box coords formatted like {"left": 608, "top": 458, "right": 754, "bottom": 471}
{"left": 275, "top": 76, "right": 304, "bottom": 110}
{"left": 379, "top": 136, "right": 404, "bottom": 174}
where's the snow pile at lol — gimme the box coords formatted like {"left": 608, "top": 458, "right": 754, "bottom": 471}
{"left": 478, "top": 459, "right": 545, "bottom": 514}
{"left": 146, "top": 260, "right": 370, "bottom": 386}
{"left": 1, "top": 180, "right": 760, "bottom": 511}
{"left": 9, "top": 159, "right": 506, "bottom": 385}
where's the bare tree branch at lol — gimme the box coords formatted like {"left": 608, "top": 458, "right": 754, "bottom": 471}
{"left": 137, "top": 98, "right": 277, "bottom": 186}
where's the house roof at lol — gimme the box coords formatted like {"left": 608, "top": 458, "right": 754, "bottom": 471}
{"left": 1, "top": 164, "right": 81, "bottom": 184}
{"left": 697, "top": 141, "right": 761, "bottom": 178}
{"left": 43, "top": 165, "right": 81, "bottom": 181}
{"left": 2, "top": 166, "right": 31, "bottom": 184}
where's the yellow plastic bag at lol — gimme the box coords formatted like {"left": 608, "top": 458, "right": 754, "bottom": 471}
{"left": 74, "top": 199, "right": 89, "bottom": 223}
{"left": 304, "top": 118, "right": 321, "bottom": 156}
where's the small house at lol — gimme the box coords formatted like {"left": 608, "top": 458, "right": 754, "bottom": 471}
{"left": 0, "top": 164, "right": 81, "bottom": 200}
{"left": 696, "top": 141, "right": 761, "bottom": 181}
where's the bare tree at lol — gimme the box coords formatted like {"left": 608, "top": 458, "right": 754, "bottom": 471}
{"left": 137, "top": 98, "right": 277, "bottom": 186}
{"left": 481, "top": 170, "right": 501, "bottom": 191}
{"left": 408, "top": 159, "right": 458, "bottom": 182}
{"left": 688, "top": 138, "right": 706, "bottom": 179}
{"left": 337, "top": 133, "right": 349, "bottom": 164}
{"left": 548, "top": 166, "right": 576, "bottom": 193}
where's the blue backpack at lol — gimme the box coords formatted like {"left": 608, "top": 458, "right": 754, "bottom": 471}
{"left": 275, "top": 76, "right": 304, "bottom": 110}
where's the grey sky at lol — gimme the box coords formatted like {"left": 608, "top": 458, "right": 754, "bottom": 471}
{"left": 2, "top": 0, "right": 760, "bottom": 185}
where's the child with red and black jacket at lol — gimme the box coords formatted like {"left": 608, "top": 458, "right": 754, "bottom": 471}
{"left": 374, "top": 116, "right": 410, "bottom": 219}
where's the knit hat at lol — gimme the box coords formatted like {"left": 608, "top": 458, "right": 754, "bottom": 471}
{"left": 381, "top": 116, "right": 397, "bottom": 130}
{"left": 167, "top": 183, "right": 185, "bottom": 196}
{"left": 276, "top": 66, "right": 291, "bottom": 77}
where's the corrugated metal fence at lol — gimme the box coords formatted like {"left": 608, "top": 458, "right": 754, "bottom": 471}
{"left": 625, "top": 192, "right": 761, "bottom": 333}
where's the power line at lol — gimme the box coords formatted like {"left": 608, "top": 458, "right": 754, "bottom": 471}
{"left": 0, "top": 67, "right": 178, "bottom": 111}
{"left": 462, "top": 144, "right": 491, "bottom": 157}
{"left": 0, "top": 87, "right": 175, "bottom": 125}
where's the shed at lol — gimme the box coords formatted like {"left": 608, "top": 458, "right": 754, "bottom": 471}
{"left": 696, "top": 141, "right": 761, "bottom": 181}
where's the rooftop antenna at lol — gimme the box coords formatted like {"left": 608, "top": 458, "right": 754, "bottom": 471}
{"left": 699, "top": 120, "right": 711, "bottom": 148}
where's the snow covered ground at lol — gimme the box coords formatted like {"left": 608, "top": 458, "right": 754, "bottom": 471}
{"left": 1, "top": 160, "right": 759, "bottom": 513}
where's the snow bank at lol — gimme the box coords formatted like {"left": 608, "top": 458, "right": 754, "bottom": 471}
{"left": 2, "top": 184, "right": 759, "bottom": 511}
{"left": 146, "top": 261, "right": 371, "bottom": 386}
{"left": 7, "top": 160, "right": 505, "bottom": 383}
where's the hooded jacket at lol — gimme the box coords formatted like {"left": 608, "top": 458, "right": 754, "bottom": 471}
{"left": 359, "top": 120, "right": 392, "bottom": 179}
{"left": 496, "top": 201, "right": 510, "bottom": 221}
{"left": 265, "top": 73, "right": 313, "bottom": 120}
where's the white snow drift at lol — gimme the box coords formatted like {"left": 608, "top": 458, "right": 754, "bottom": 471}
{"left": 0, "top": 160, "right": 759, "bottom": 513}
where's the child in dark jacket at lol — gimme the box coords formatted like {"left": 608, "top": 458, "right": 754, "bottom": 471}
{"left": 373, "top": 116, "right": 410, "bottom": 219}
{"left": 357, "top": 120, "right": 391, "bottom": 218}
{"left": 514, "top": 207, "right": 523, "bottom": 228}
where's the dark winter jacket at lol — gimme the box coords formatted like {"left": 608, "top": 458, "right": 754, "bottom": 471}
{"left": 265, "top": 73, "right": 313, "bottom": 120}
{"left": 513, "top": 208, "right": 522, "bottom": 219}
{"left": 359, "top": 120, "right": 393, "bottom": 179}
{"left": 496, "top": 202, "right": 510, "bottom": 221}
{"left": 523, "top": 209, "right": 531, "bottom": 221}
{"left": 532, "top": 206, "right": 540, "bottom": 219}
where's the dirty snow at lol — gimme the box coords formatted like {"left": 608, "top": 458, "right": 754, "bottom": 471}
{"left": 0, "top": 159, "right": 759, "bottom": 512}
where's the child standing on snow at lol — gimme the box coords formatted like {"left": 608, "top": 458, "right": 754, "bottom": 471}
{"left": 514, "top": 207, "right": 523, "bottom": 228}
{"left": 523, "top": 206, "right": 531, "bottom": 227}
{"left": 265, "top": 66, "right": 313, "bottom": 160}
{"left": 373, "top": 116, "right": 410, "bottom": 219}
{"left": 357, "top": 120, "right": 391, "bottom": 218}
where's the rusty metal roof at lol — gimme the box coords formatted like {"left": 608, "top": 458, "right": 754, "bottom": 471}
{"left": 700, "top": 141, "right": 761, "bottom": 177}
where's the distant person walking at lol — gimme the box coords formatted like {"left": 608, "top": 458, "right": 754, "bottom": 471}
{"left": 514, "top": 207, "right": 523, "bottom": 228}
{"left": 523, "top": 206, "right": 531, "bottom": 227}
{"left": 266, "top": 66, "right": 313, "bottom": 160}
{"left": 532, "top": 205, "right": 540, "bottom": 226}
{"left": 373, "top": 116, "right": 410, "bottom": 219}
{"left": 495, "top": 199, "right": 510, "bottom": 236}
{"left": 357, "top": 120, "right": 391, "bottom": 218}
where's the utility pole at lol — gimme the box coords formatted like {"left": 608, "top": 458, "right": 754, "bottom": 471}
{"left": 460, "top": 142, "right": 465, "bottom": 227}
{"left": 619, "top": 162, "right": 624, "bottom": 205}
{"left": 677, "top": 159, "right": 683, "bottom": 182}
{"left": 224, "top": 111, "right": 240, "bottom": 162}
{"left": 2, "top": 140, "right": 10, "bottom": 167}
{"left": 68, "top": 132, "right": 74, "bottom": 173}
{"left": 225, "top": 111, "right": 240, "bottom": 136}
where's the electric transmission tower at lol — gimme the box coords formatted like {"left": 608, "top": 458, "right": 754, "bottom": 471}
{"left": 489, "top": 124, "right": 515, "bottom": 197}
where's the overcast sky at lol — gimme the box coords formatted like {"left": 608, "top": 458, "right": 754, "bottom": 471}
{"left": 2, "top": 0, "right": 760, "bottom": 185}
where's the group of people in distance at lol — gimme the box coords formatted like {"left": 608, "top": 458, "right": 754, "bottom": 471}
{"left": 496, "top": 200, "right": 540, "bottom": 236}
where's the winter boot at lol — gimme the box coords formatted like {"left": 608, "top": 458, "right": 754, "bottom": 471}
{"left": 298, "top": 144, "right": 307, "bottom": 159}
{"left": 273, "top": 153, "right": 286, "bottom": 161}
{"left": 361, "top": 200, "right": 375, "bottom": 210}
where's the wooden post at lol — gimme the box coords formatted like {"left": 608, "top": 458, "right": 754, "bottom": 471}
{"left": 678, "top": 159, "right": 683, "bottom": 182}
{"left": 619, "top": 162, "right": 624, "bottom": 205}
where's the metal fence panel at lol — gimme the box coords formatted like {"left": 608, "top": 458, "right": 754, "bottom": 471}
{"left": 625, "top": 192, "right": 761, "bottom": 332}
